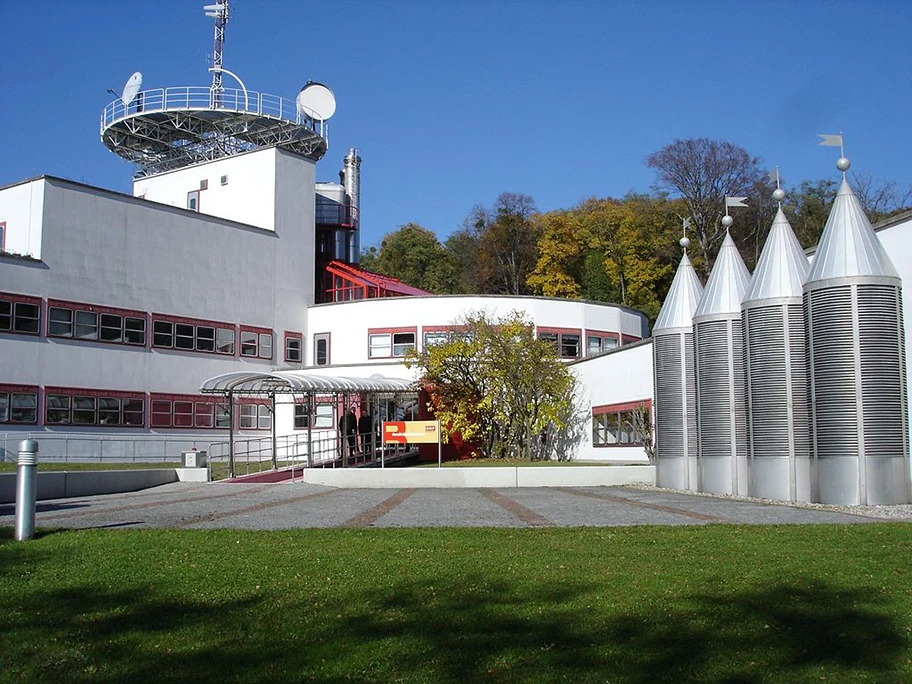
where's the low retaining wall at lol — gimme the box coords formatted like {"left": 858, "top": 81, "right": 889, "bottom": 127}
{"left": 299, "top": 465, "right": 655, "bottom": 488}
{"left": 0, "top": 469, "right": 179, "bottom": 504}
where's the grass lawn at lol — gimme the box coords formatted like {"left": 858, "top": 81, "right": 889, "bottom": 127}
{"left": 1, "top": 524, "right": 910, "bottom": 682}
{"left": 0, "top": 462, "right": 176, "bottom": 474}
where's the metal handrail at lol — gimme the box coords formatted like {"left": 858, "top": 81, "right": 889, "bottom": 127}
{"left": 100, "top": 86, "right": 322, "bottom": 134}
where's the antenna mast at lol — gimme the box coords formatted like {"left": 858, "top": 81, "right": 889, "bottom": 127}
{"left": 204, "top": 1, "right": 230, "bottom": 101}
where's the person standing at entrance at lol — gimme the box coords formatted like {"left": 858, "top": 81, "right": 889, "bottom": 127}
{"left": 358, "top": 410, "right": 374, "bottom": 456}
{"left": 342, "top": 407, "right": 358, "bottom": 457}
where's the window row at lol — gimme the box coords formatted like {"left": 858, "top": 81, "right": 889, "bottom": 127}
{"left": 46, "top": 394, "right": 145, "bottom": 427}
{"left": 368, "top": 330, "right": 417, "bottom": 359}
{"left": 0, "top": 390, "right": 39, "bottom": 424}
{"left": 592, "top": 406, "right": 650, "bottom": 447}
{"left": 1, "top": 293, "right": 279, "bottom": 360}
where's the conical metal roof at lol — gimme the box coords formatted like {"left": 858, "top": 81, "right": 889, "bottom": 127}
{"left": 805, "top": 178, "right": 899, "bottom": 283}
{"left": 654, "top": 252, "right": 704, "bottom": 333}
{"left": 743, "top": 208, "right": 810, "bottom": 304}
{"left": 694, "top": 231, "right": 751, "bottom": 318}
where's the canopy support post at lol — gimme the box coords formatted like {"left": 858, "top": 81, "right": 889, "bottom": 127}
{"left": 228, "top": 390, "right": 235, "bottom": 479}
{"left": 270, "top": 391, "right": 277, "bottom": 470}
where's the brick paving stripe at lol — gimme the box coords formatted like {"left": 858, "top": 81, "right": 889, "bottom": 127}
{"left": 479, "top": 488, "right": 555, "bottom": 527}
{"left": 342, "top": 489, "right": 416, "bottom": 528}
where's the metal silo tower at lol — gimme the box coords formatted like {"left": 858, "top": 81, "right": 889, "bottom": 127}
{"left": 654, "top": 244, "right": 704, "bottom": 490}
{"left": 804, "top": 157, "right": 909, "bottom": 504}
{"left": 694, "top": 227, "right": 752, "bottom": 495}
{"left": 742, "top": 198, "right": 812, "bottom": 502}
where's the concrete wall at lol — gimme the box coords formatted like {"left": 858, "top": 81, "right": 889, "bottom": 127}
{"left": 299, "top": 464, "right": 655, "bottom": 488}
{"left": 0, "top": 178, "right": 45, "bottom": 258}
{"left": 134, "top": 148, "right": 280, "bottom": 231}
{"left": 572, "top": 340, "right": 654, "bottom": 463}
{"left": 0, "top": 468, "right": 178, "bottom": 503}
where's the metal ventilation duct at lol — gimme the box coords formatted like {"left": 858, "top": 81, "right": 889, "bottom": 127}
{"left": 804, "top": 179, "right": 909, "bottom": 504}
{"left": 654, "top": 253, "right": 703, "bottom": 490}
{"left": 693, "top": 232, "right": 751, "bottom": 495}
{"left": 742, "top": 209, "right": 812, "bottom": 502}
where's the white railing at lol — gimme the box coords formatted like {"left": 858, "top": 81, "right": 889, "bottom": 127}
{"left": 100, "top": 86, "right": 322, "bottom": 134}
{"left": 0, "top": 432, "right": 211, "bottom": 464}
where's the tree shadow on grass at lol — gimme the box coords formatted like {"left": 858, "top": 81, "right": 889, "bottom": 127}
{"left": 0, "top": 558, "right": 907, "bottom": 683}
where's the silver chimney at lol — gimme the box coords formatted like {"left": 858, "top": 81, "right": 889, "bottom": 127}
{"left": 803, "top": 174, "right": 909, "bottom": 504}
{"left": 343, "top": 148, "right": 361, "bottom": 264}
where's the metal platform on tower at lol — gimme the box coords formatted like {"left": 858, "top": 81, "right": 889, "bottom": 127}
{"left": 100, "top": 87, "right": 329, "bottom": 177}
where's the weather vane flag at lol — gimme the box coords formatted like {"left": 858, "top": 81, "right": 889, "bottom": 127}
{"left": 817, "top": 132, "right": 850, "bottom": 175}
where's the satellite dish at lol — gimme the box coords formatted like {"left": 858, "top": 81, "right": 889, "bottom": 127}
{"left": 296, "top": 82, "right": 336, "bottom": 121}
{"left": 121, "top": 72, "right": 143, "bottom": 106}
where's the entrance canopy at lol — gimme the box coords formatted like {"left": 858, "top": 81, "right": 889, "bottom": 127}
{"left": 200, "top": 370, "right": 414, "bottom": 396}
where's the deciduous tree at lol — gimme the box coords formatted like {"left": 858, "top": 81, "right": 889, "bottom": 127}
{"left": 406, "top": 311, "right": 581, "bottom": 461}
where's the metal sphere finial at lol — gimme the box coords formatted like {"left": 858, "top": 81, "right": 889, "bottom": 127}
{"left": 721, "top": 215, "right": 734, "bottom": 228}
{"left": 836, "top": 156, "right": 851, "bottom": 172}
{"left": 679, "top": 236, "right": 690, "bottom": 249}
{"left": 772, "top": 187, "right": 786, "bottom": 202}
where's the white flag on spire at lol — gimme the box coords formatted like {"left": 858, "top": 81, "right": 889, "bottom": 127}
{"left": 817, "top": 133, "right": 843, "bottom": 147}
{"left": 725, "top": 196, "right": 748, "bottom": 208}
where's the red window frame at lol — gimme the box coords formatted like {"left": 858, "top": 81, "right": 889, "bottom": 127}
{"left": 0, "top": 383, "right": 39, "bottom": 425}
{"left": 239, "top": 325, "right": 274, "bottom": 360}
{"left": 284, "top": 330, "right": 303, "bottom": 363}
{"left": 621, "top": 333, "right": 641, "bottom": 346}
{"left": 47, "top": 298, "right": 148, "bottom": 347}
{"left": 0, "top": 221, "right": 6, "bottom": 252}
{"left": 0, "top": 291, "right": 41, "bottom": 336}
{"left": 236, "top": 397, "right": 272, "bottom": 431}
{"left": 313, "top": 332, "right": 331, "bottom": 366}
{"left": 584, "top": 329, "right": 621, "bottom": 356}
{"left": 367, "top": 327, "right": 418, "bottom": 359}
{"left": 149, "top": 393, "right": 228, "bottom": 430}
{"left": 151, "top": 313, "right": 237, "bottom": 356}
{"left": 536, "top": 326, "right": 583, "bottom": 358}
{"left": 592, "top": 399, "right": 652, "bottom": 448}
{"left": 43, "top": 386, "right": 146, "bottom": 428}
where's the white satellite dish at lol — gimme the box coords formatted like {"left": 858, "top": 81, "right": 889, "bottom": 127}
{"left": 296, "top": 82, "right": 336, "bottom": 121}
{"left": 121, "top": 72, "right": 143, "bottom": 106}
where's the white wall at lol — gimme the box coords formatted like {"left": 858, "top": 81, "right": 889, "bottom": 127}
{"left": 0, "top": 178, "right": 45, "bottom": 258}
{"left": 305, "top": 295, "right": 647, "bottom": 367}
{"left": 572, "top": 340, "right": 654, "bottom": 463}
{"left": 133, "top": 149, "right": 280, "bottom": 231}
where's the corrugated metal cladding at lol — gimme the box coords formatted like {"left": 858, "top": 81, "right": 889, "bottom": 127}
{"left": 743, "top": 303, "right": 811, "bottom": 501}
{"left": 654, "top": 332, "right": 698, "bottom": 490}
{"left": 806, "top": 283, "right": 909, "bottom": 504}
{"left": 695, "top": 318, "right": 749, "bottom": 494}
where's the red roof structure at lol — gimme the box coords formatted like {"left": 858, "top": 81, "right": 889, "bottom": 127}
{"left": 323, "top": 260, "right": 430, "bottom": 302}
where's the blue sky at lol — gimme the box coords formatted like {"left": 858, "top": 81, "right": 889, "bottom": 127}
{"left": 1, "top": 1, "right": 909, "bottom": 249}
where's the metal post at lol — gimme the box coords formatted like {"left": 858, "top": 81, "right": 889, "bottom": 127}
{"left": 15, "top": 440, "right": 39, "bottom": 541}
{"left": 270, "top": 391, "right": 277, "bottom": 470}
{"left": 228, "top": 391, "right": 235, "bottom": 479}
{"left": 307, "top": 394, "right": 313, "bottom": 469}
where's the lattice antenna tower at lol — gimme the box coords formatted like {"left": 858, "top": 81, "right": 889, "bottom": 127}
{"left": 205, "top": 1, "right": 230, "bottom": 97}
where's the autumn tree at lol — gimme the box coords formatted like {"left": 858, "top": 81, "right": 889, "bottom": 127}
{"left": 406, "top": 311, "right": 581, "bottom": 461}
{"left": 646, "top": 138, "right": 766, "bottom": 275}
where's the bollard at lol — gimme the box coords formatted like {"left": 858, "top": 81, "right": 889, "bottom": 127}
{"left": 15, "top": 439, "right": 38, "bottom": 541}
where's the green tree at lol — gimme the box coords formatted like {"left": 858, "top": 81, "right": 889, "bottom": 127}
{"left": 471, "top": 193, "right": 541, "bottom": 295}
{"left": 443, "top": 228, "right": 482, "bottom": 294}
{"left": 366, "top": 223, "right": 456, "bottom": 293}
{"left": 406, "top": 311, "right": 581, "bottom": 461}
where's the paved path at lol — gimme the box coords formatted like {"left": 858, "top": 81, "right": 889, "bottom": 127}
{"left": 0, "top": 482, "right": 894, "bottom": 530}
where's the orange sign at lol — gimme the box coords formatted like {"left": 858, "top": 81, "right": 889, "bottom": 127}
{"left": 383, "top": 420, "right": 440, "bottom": 444}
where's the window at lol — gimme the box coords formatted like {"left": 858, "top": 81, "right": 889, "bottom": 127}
{"left": 368, "top": 328, "right": 417, "bottom": 358}
{"left": 44, "top": 388, "right": 146, "bottom": 428}
{"left": 314, "top": 333, "right": 330, "bottom": 366}
{"left": 220, "top": 175, "right": 228, "bottom": 186}
{"left": 187, "top": 190, "right": 200, "bottom": 211}
{"left": 0, "top": 294, "right": 41, "bottom": 335}
{"left": 393, "top": 332, "right": 416, "bottom": 356}
{"left": 285, "top": 332, "right": 303, "bottom": 363}
{"left": 592, "top": 401, "right": 651, "bottom": 447}
{"left": 294, "top": 403, "right": 309, "bottom": 429}
{"left": 587, "top": 334, "right": 618, "bottom": 356}
{"left": 424, "top": 331, "right": 449, "bottom": 347}
{"left": 0, "top": 386, "right": 39, "bottom": 424}
{"left": 48, "top": 301, "right": 146, "bottom": 346}
{"left": 152, "top": 315, "right": 235, "bottom": 356}
{"left": 150, "top": 394, "right": 227, "bottom": 429}
{"left": 239, "top": 403, "right": 271, "bottom": 430}
{"left": 0, "top": 222, "right": 5, "bottom": 252}
{"left": 369, "top": 333, "right": 391, "bottom": 358}
{"left": 314, "top": 403, "right": 333, "bottom": 428}
{"left": 199, "top": 179, "right": 208, "bottom": 190}
{"left": 239, "top": 327, "right": 273, "bottom": 359}
{"left": 537, "top": 328, "right": 582, "bottom": 359}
